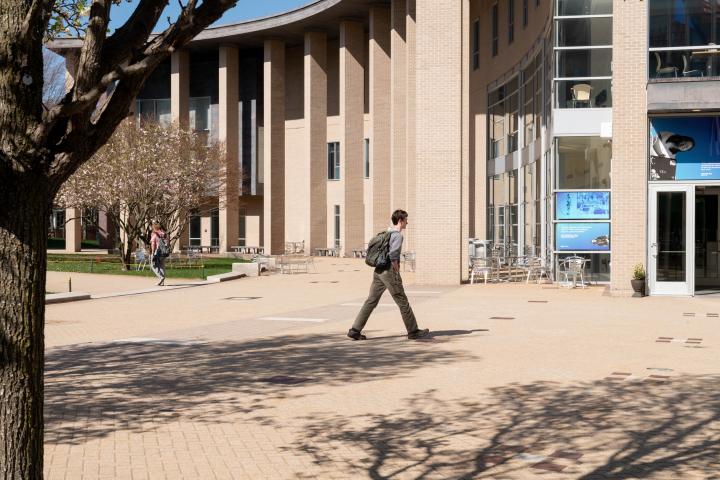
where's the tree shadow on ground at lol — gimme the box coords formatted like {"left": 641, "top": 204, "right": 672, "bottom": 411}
{"left": 44, "top": 333, "right": 477, "bottom": 445}
{"left": 293, "top": 376, "right": 720, "bottom": 479}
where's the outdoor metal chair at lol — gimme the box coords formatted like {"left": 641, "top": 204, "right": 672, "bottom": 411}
{"left": 524, "top": 256, "right": 553, "bottom": 284}
{"left": 469, "top": 256, "right": 495, "bottom": 284}
{"left": 558, "top": 256, "right": 586, "bottom": 289}
{"left": 133, "top": 248, "right": 148, "bottom": 271}
{"left": 402, "top": 251, "right": 416, "bottom": 272}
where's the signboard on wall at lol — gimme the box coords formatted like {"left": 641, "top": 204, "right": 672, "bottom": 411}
{"left": 555, "top": 222, "right": 610, "bottom": 251}
{"left": 556, "top": 191, "right": 610, "bottom": 220}
{"left": 650, "top": 116, "right": 720, "bottom": 181}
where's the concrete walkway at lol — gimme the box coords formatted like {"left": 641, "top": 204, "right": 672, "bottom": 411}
{"left": 43, "top": 258, "right": 720, "bottom": 479}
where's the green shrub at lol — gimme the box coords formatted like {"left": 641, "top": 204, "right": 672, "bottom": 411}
{"left": 632, "top": 263, "right": 646, "bottom": 280}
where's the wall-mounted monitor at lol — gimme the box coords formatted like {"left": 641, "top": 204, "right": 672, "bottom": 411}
{"left": 555, "top": 191, "right": 610, "bottom": 220}
{"left": 555, "top": 222, "right": 610, "bottom": 251}
{"left": 650, "top": 116, "right": 720, "bottom": 181}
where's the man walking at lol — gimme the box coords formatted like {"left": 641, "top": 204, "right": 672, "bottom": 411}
{"left": 348, "top": 210, "right": 430, "bottom": 340}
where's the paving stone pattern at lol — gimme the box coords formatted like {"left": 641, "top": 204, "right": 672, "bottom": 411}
{"left": 43, "top": 260, "right": 720, "bottom": 479}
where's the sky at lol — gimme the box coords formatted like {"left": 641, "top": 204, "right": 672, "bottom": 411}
{"left": 110, "top": 0, "right": 314, "bottom": 32}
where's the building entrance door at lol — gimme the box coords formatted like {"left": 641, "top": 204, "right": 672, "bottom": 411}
{"left": 648, "top": 184, "right": 694, "bottom": 296}
{"left": 695, "top": 186, "right": 720, "bottom": 294}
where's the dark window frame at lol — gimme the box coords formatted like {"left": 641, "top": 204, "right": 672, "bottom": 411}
{"left": 473, "top": 18, "right": 481, "bottom": 69}
{"left": 363, "top": 138, "right": 370, "bottom": 179}
{"left": 334, "top": 205, "right": 341, "bottom": 248}
{"left": 508, "top": 0, "right": 515, "bottom": 44}
{"left": 327, "top": 142, "right": 341, "bottom": 180}
{"left": 492, "top": 3, "right": 499, "bottom": 56}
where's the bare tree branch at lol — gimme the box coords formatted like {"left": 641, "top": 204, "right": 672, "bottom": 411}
{"left": 45, "top": 0, "right": 238, "bottom": 187}
{"left": 100, "top": 0, "right": 168, "bottom": 69}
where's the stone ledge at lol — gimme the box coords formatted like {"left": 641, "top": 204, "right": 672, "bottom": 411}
{"left": 206, "top": 272, "right": 247, "bottom": 283}
{"left": 232, "top": 262, "right": 261, "bottom": 277}
{"left": 46, "top": 292, "right": 92, "bottom": 304}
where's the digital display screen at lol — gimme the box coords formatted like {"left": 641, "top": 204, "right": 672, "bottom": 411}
{"left": 555, "top": 222, "right": 610, "bottom": 251}
{"left": 556, "top": 191, "right": 610, "bottom": 220}
{"left": 650, "top": 116, "right": 720, "bottom": 181}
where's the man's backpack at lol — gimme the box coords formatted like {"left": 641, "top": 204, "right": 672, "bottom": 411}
{"left": 365, "top": 231, "right": 392, "bottom": 268}
{"left": 156, "top": 235, "right": 170, "bottom": 258}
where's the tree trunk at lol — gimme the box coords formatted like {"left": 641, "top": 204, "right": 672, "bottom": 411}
{"left": 0, "top": 175, "right": 49, "bottom": 479}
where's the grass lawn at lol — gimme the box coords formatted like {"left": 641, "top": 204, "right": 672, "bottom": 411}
{"left": 47, "top": 254, "right": 245, "bottom": 280}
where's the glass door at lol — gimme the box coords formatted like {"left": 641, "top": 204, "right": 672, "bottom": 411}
{"left": 648, "top": 185, "right": 694, "bottom": 296}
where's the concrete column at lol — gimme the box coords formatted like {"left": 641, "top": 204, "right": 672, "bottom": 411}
{"left": 611, "top": 0, "right": 648, "bottom": 296}
{"left": 263, "top": 39, "right": 286, "bottom": 255}
{"left": 414, "top": 0, "right": 464, "bottom": 285}
{"left": 64, "top": 50, "right": 79, "bottom": 93}
{"left": 405, "top": 0, "right": 417, "bottom": 250}
{"left": 171, "top": 50, "right": 190, "bottom": 128}
{"left": 460, "top": 0, "right": 471, "bottom": 281}
{"left": 391, "top": 0, "right": 408, "bottom": 212}
{"left": 219, "top": 45, "right": 240, "bottom": 252}
{"left": 370, "top": 7, "right": 392, "bottom": 234}
{"left": 340, "top": 21, "right": 366, "bottom": 255}
{"left": 63, "top": 54, "right": 82, "bottom": 253}
{"left": 64, "top": 208, "right": 82, "bottom": 252}
{"left": 304, "top": 31, "right": 328, "bottom": 253}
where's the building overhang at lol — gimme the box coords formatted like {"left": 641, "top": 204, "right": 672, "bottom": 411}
{"left": 47, "top": 0, "right": 388, "bottom": 54}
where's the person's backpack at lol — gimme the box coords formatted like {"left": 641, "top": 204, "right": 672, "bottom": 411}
{"left": 156, "top": 235, "right": 170, "bottom": 258}
{"left": 365, "top": 231, "right": 393, "bottom": 268}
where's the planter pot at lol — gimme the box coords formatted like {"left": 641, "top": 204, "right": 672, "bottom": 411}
{"left": 631, "top": 278, "right": 645, "bottom": 297}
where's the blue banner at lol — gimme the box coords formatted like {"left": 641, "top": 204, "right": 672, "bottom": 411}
{"left": 555, "top": 222, "right": 610, "bottom": 251}
{"left": 650, "top": 116, "right": 720, "bottom": 181}
{"left": 556, "top": 191, "right": 610, "bottom": 220}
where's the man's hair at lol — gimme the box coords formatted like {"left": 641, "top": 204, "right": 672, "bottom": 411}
{"left": 391, "top": 209, "right": 408, "bottom": 225}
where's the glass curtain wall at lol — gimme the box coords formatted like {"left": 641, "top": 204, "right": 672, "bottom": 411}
{"left": 487, "top": 47, "right": 549, "bottom": 257}
{"left": 554, "top": 137, "right": 613, "bottom": 282}
{"left": 554, "top": 0, "right": 613, "bottom": 108}
{"left": 649, "top": 0, "right": 720, "bottom": 78}
{"left": 488, "top": 78, "right": 520, "bottom": 159}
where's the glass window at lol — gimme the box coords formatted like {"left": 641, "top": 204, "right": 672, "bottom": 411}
{"left": 555, "top": 79, "right": 612, "bottom": 108}
{"left": 210, "top": 208, "right": 219, "bottom": 248}
{"left": 473, "top": 19, "right": 480, "bottom": 69}
{"left": 556, "top": 49, "right": 612, "bottom": 78}
{"left": 156, "top": 99, "right": 171, "bottom": 126}
{"left": 238, "top": 208, "right": 246, "bottom": 247}
{"left": 189, "top": 212, "right": 201, "bottom": 247}
{"left": 650, "top": 0, "right": 720, "bottom": 48}
{"left": 508, "top": 0, "right": 515, "bottom": 44}
{"left": 328, "top": 142, "right": 340, "bottom": 180}
{"left": 189, "top": 97, "right": 211, "bottom": 132}
{"left": 557, "top": 17, "right": 613, "bottom": 47}
{"left": 557, "top": 0, "right": 612, "bottom": 16}
{"left": 364, "top": 138, "right": 370, "bottom": 178}
{"left": 556, "top": 253, "right": 611, "bottom": 282}
{"left": 488, "top": 78, "right": 520, "bottom": 158}
{"left": 556, "top": 137, "right": 612, "bottom": 189}
{"left": 136, "top": 98, "right": 171, "bottom": 126}
{"left": 492, "top": 3, "right": 499, "bottom": 56}
{"left": 334, "top": 205, "right": 341, "bottom": 248}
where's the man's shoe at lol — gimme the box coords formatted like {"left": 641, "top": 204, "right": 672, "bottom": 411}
{"left": 407, "top": 328, "right": 430, "bottom": 340}
{"left": 347, "top": 328, "right": 367, "bottom": 341}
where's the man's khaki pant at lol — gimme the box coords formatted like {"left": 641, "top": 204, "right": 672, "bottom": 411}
{"left": 352, "top": 268, "right": 418, "bottom": 333}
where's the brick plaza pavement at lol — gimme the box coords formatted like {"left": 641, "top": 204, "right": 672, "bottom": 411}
{"left": 44, "top": 259, "right": 720, "bottom": 479}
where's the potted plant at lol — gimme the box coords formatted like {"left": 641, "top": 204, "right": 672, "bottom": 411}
{"left": 631, "top": 263, "right": 646, "bottom": 297}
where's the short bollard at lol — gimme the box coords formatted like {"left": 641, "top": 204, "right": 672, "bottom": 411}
{"left": 68, "top": 276, "right": 72, "bottom": 293}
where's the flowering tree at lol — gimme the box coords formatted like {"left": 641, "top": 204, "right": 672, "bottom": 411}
{"left": 0, "top": 0, "right": 238, "bottom": 476}
{"left": 57, "top": 120, "right": 222, "bottom": 268}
